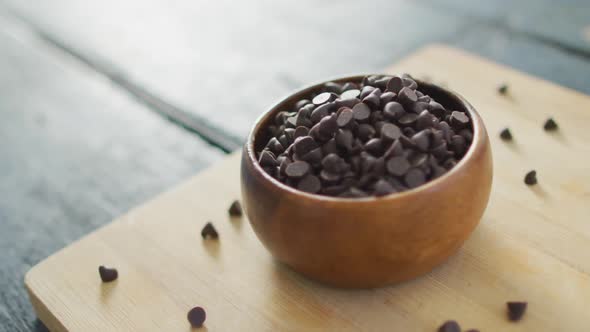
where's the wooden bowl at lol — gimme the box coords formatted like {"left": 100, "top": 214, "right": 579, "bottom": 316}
{"left": 241, "top": 75, "right": 493, "bottom": 288}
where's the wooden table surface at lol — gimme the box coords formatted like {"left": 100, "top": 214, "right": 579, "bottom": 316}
{"left": 0, "top": 1, "right": 588, "bottom": 331}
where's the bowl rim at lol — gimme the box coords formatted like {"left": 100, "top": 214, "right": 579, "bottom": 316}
{"left": 245, "top": 73, "right": 487, "bottom": 203}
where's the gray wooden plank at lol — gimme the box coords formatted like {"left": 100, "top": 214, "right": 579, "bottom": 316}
{"left": 448, "top": 24, "right": 590, "bottom": 95}
{"left": 0, "top": 14, "right": 222, "bottom": 332}
{"left": 0, "top": 0, "right": 468, "bottom": 139}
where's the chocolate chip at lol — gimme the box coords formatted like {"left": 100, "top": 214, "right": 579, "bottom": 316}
{"left": 386, "top": 76, "right": 403, "bottom": 93}
{"left": 411, "top": 130, "right": 430, "bottom": 151}
{"left": 285, "top": 161, "right": 310, "bottom": 178}
{"left": 411, "top": 101, "right": 430, "bottom": 115}
{"left": 402, "top": 127, "right": 416, "bottom": 137}
{"left": 228, "top": 200, "right": 242, "bottom": 217}
{"left": 339, "top": 187, "right": 368, "bottom": 198}
{"left": 357, "top": 123, "right": 376, "bottom": 142}
{"left": 450, "top": 135, "right": 467, "bottom": 157}
{"left": 374, "top": 179, "right": 396, "bottom": 196}
{"left": 319, "top": 114, "right": 339, "bottom": 137}
{"left": 302, "top": 147, "right": 323, "bottom": 165}
{"left": 398, "top": 87, "right": 417, "bottom": 106}
{"left": 416, "top": 110, "right": 436, "bottom": 130}
{"left": 543, "top": 117, "right": 558, "bottom": 131}
{"left": 293, "top": 136, "right": 317, "bottom": 156}
{"left": 364, "top": 138, "right": 383, "bottom": 156}
{"left": 266, "top": 137, "right": 284, "bottom": 154}
{"left": 362, "top": 90, "right": 381, "bottom": 109}
{"left": 359, "top": 86, "right": 375, "bottom": 99}
{"left": 438, "top": 320, "right": 461, "bottom": 332}
{"left": 498, "top": 83, "right": 508, "bottom": 95}
{"left": 295, "top": 99, "right": 311, "bottom": 110}
{"left": 294, "top": 126, "right": 310, "bottom": 139}
{"left": 297, "top": 175, "right": 321, "bottom": 193}
{"left": 320, "top": 170, "right": 341, "bottom": 184}
{"left": 341, "top": 82, "right": 358, "bottom": 91}
{"left": 336, "top": 108, "right": 354, "bottom": 128}
{"left": 459, "top": 128, "right": 473, "bottom": 142}
{"left": 380, "top": 91, "right": 396, "bottom": 105}
{"left": 322, "top": 138, "right": 339, "bottom": 155}
{"left": 352, "top": 102, "right": 371, "bottom": 122}
{"left": 312, "top": 92, "right": 336, "bottom": 105}
{"left": 201, "top": 222, "right": 218, "bottom": 239}
{"left": 398, "top": 113, "right": 418, "bottom": 126}
{"left": 336, "top": 129, "right": 354, "bottom": 150}
{"left": 404, "top": 168, "right": 426, "bottom": 188}
{"left": 429, "top": 100, "right": 446, "bottom": 117}
{"left": 324, "top": 82, "right": 342, "bottom": 93}
{"left": 383, "top": 101, "right": 405, "bottom": 120}
{"left": 384, "top": 139, "right": 404, "bottom": 158}
{"left": 339, "top": 89, "right": 360, "bottom": 100}
{"left": 386, "top": 156, "right": 410, "bottom": 176}
{"left": 380, "top": 123, "right": 402, "bottom": 142}
{"left": 98, "top": 266, "right": 118, "bottom": 283}
{"left": 500, "top": 127, "right": 513, "bottom": 141}
{"left": 409, "top": 152, "right": 428, "bottom": 168}
{"left": 507, "top": 301, "right": 527, "bottom": 322}
{"left": 449, "top": 111, "right": 470, "bottom": 129}
{"left": 524, "top": 170, "right": 537, "bottom": 185}
{"left": 259, "top": 150, "right": 278, "bottom": 167}
{"left": 310, "top": 103, "right": 332, "bottom": 124}
{"left": 187, "top": 306, "right": 207, "bottom": 327}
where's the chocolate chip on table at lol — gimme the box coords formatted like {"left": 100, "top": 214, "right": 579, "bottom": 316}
{"left": 258, "top": 74, "right": 473, "bottom": 197}
{"left": 438, "top": 320, "right": 461, "bottom": 332}
{"left": 524, "top": 170, "right": 537, "bottom": 185}
{"left": 98, "top": 266, "right": 118, "bottom": 283}
{"left": 201, "top": 222, "right": 219, "bottom": 239}
{"left": 543, "top": 117, "right": 558, "bottom": 131}
{"left": 187, "top": 306, "right": 207, "bottom": 328}
{"left": 500, "top": 127, "right": 513, "bottom": 141}
{"left": 507, "top": 301, "right": 527, "bottom": 322}
{"left": 228, "top": 200, "right": 242, "bottom": 217}
{"left": 497, "top": 83, "right": 508, "bottom": 95}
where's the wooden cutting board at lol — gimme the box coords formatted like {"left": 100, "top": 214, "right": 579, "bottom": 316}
{"left": 26, "top": 45, "right": 590, "bottom": 332}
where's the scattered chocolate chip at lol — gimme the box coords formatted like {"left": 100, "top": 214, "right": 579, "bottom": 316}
{"left": 228, "top": 200, "right": 242, "bottom": 217}
{"left": 187, "top": 306, "right": 207, "bottom": 327}
{"left": 507, "top": 301, "right": 527, "bottom": 322}
{"left": 201, "top": 222, "right": 218, "bottom": 239}
{"left": 438, "top": 320, "right": 461, "bottom": 332}
{"left": 498, "top": 83, "right": 508, "bottom": 95}
{"left": 524, "top": 170, "right": 537, "bottom": 185}
{"left": 543, "top": 117, "right": 558, "bottom": 131}
{"left": 500, "top": 127, "right": 512, "bottom": 141}
{"left": 98, "top": 266, "right": 118, "bottom": 283}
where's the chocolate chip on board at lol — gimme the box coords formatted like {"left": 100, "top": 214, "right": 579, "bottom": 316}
{"left": 228, "top": 200, "right": 242, "bottom": 217}
{"left": 201, "top": 222, "right": 219, "bottom": 239}
{"left": 187, "top": 306, "right": 207, "bottom": 327}
{"left": 438, "top": 320, "right": 461, "bottom": 332}
{"left": 524, "top": 170, "right": 537, "bottom": 185}
{"left": 543, "top": 117, "right": 558, "bottom": 131}
{"left": 98, "top": 266, "right": 118, "bottom": 283}
{"left": 507, "top": 301, "right": 528, "bottom": 322}
{"left": 500, "top": 127, "right": 513, "bottom": 141}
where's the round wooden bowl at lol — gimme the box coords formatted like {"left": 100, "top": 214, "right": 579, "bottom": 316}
{"left": 241, "top": 75, "right": 493, "bottom": 288}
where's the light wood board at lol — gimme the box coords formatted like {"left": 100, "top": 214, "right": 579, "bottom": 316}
{"left": 26, "top": 45, "right": 590, "bottom": 331}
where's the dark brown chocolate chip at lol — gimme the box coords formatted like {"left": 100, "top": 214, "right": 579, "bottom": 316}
{"left": 228, "top": 200, "right": 242, "bottom": 217}
{"left": 398, "top": 113, "right": 418, "bottom": 126}
{"left": 397, "top": 87, "right": 417, "bottom": 106}
{"left": 524, "top": 170, "right": 537, "bottom": 185}
{"left": 362, "top": 90, "right": 381, "bottom": 109}
{"left": 294, "top": 126, "right": 310, "bottom": 139}
{"left": 297, "top": 175, "right": 321, "bottom": 193}
{"left": 443, "top": 158, "right": 457, "bottom": 170}
{"left": 201, "top": 222, "right": 218, "bottom": 239}
{"left": 411, "top": 130, "right": 430, "bottom": 151}
{"left": 543, "top": 117, "right": 558, "bottom": 131}
{"left": 259, "top": 150, "right": 278, "bottom": 167}
{"left": 384, "top": 139, "right": 404, "bottom": 158}
{"left": 324, "top": 82, "right": 342, "bottom": 93}
{"left": 285, "top": 160, "right": 310, "bottom": 178}
{"left": 310, "top": 103, "right": 332, "bottom": 124}
{"left": 359, "top": 85, "right": 375, "bottom": 99}
{"left": 450, "top": 135, "right": 467, "bottom": 157}
{"left": 374, "top": 179, "right": 396, "bottom": 196}
{"left": 294, "top": 99, "right": 311, "bottom": 110}
{"left": 341, "top": 82, "right": 358, "bottom": 91}
{"left": 312, "top": 92, "right": 335, "bottom": 105}
{"left": 319, "top": 114, "right": 339, "bottom": 137}
{"left": 322, "top": 138, "right": 339, "bottom": 155}
{"left": 429, "top": 100, "right": 446, "bottom": 117}
{"left": 404, "top": 168, "right": 426, "bottom": 188}
{"left": 352, "top": 103, "right": 371, "bottom": 122}
{"left": 409, "top": 152, "right": 428, "bottom": 168}
{"left": 507, "top": 301, "right": 527, "bottom": 322}
{"left": 386, "top": 156, "right": 410, "bottom": 176}
{"left": 383, "top": 101, "right": 405, "bottom": 120}
{"left": 339, "top": 187, "right": 368, "bottom": 198}
{"left": 431, "top": 142, "right": 450, "bottom": 160}
{"left": 337, "top": 108, "right": 354, "bottom": 127}
{"left": 500, "top": 127, "right": 513, "bottom": 141}
{"left": 284, "top": 128, "right": 295, "bottom": 143}
{"left": 416, "top": 110, "right": 436, "bottom": 130}
{"left": 187, "top": 306, "right": 207, "bottom": 328}
{"left": 449, "top": 111, "right": 470, "bottom": 128}
{"left": 336, "top": 129, "right": 354, "bottom": 150}
{"left": 380, "top": 123, "right": 402, "bottom": 142}
{"left": 98, "top": 266, "right": 118, "bottom": 283}
{"left": 293, "top": 136, "right": 317, "bottom": 156}
{"left": 357, "top": 123, "right": 376, "bottom": 142}
{"left": 386, "top": 76, "right": 403, "bottom": 93}
{"left": 320, "top": 170, "right": 341, "bottom": 184}
{"left": 364, "top": 138, "right": 383, "bottom": 156}
{"left": 340, "top": 89, "right": 360, "bottom": 100}
{"left": 459, "top": 128, "right": 473, "bottom": 142}
{"left": 438, "top": 320, "right": 461, "bottom": 332}
{"left": 498, "top": 83, "right": 508, "bottom": 95}
{"left": 402, "top": 127, "right": 416, "bottom": 137}
{"left": 379, "top": 91, "right": 396, "bottom": 105}
{"left": 266, "top": 137, "right": 284, "bottom": 154}
{"left": 302, "top": 147, "right": 323, "bottom": 165}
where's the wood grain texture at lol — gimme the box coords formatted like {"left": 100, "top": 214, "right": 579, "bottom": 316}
{"left": 26, "top": 45, "right": 590, "bottom": 331}
{"left": 0, "top": 13, "right": 222, "bottom": 332}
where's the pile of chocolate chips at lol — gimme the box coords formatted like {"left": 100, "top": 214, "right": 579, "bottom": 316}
{"left": 257, "top": 74, "right": 473, "bottom": 197}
